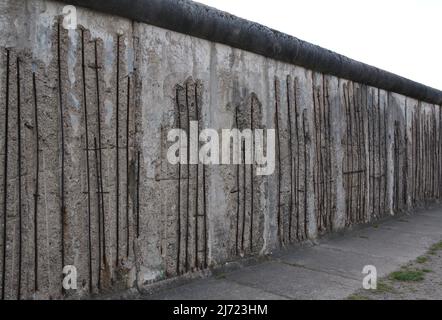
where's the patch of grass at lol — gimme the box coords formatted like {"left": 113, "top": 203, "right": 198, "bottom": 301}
{"left": 373, "top": 224, "right": 379, "bottom": 229}
{"left": 416, "top": 256, "right": 428, "bottom": 264}
{"left": 401, "top": 264, "right": 413, "bottom": 270}
{"left": 347, "top": 294, "right": 371, "bottom": 300}
{"left": 375, "top": 281, "right": 396, "bottom": 294}
{"left": 408, "top": 287, "right": 418, "bottom": 293}
{"left": 421, "top": 269, "right": 432, "bottom": 273}
{"left": 428, "top": 241, "right": 442, "bottom": 255}
{"left": 390, "top": 269, "right": 425, "bottom": 282}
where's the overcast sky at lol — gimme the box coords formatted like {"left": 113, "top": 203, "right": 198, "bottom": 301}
{"left": 196, "top": 0, "right": 442, "bottom": 90}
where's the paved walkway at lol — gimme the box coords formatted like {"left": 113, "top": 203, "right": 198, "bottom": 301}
{"left": 144, "top": 206, "right": 442, "bottom": 300}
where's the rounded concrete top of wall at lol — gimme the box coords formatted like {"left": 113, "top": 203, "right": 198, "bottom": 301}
{"left": 59, "top": 0, "right": 442, "bottom": 105}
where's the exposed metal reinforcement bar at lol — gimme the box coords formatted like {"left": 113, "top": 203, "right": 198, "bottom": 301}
{"left": 249, "top": 96, "right": 254, "bottom": 252}
{"left": 1, "top": 49, "right": 10, "bottom": 301}
{"left": 274, "top": 77, "right": 282, "bottom": 245}
{"left": 286, "top": 76, "right": 294, "bottom": 242}
{"left": 93, "top": 137, "right": 102, "bottom": 289}
{"left": 32, "top": 72, "right": 40, "bottom": 293}
{"left": 17, "top": 56, "right": 22, "bottom": 300}
{"left": 234, "top": 107, "right": 240, "bottom": 256}
{"left": 80, "top": 29, "right": 93, "bottom": 291}
{"left": 136, "top": 150, "right": 140, "bottom": 238}
{"left": 57, "top": 21, "right": 66, "bottom": 276}
{"left": 60, "top": 0, "right": 442, "bottom": 105}
{"left": 194, "top": 84, "right": 199, "bottom": 268}
{"left": 127, "top": 76, "right": 133, "bottom": 239}
{"left": 115, "top": 34, "right": 121, "bottom": 264}
{"left": 175, "top": 86, "right": 182, "bottom": 275}
{"left": 184, "top": 82, "right": 190, "bottom": 273}
{"left": 293, "top": 78, "right": 301, "bottom": 241}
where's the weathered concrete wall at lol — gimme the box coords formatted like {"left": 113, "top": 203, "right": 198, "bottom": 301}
{"left": 0, "top": 0, "right": 441, "bottom": 299}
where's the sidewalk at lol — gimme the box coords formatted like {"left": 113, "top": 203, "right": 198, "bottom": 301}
{"left": 144, "top": 206, "right": 442, "bottom": 300}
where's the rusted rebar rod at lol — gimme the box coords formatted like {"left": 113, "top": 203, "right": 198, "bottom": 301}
{"left": 235, "top": 106, "right": 240, "bottom": 256}
{"left": 241, "top": 139, "right": 246, "bottom": 252}
{"left": 274, "top": 78, "right": 282, "bottom": 244}
{"left": 286, "top": 76, "right": 294, "bottom": 242}
{"left": 17, "top": 56, "right": 23, "bottom": 300}
{"left": 126, "top": 77, "right": 131, "bottom": 240}
{"left": 325, "top": 78, "right": 333, "bottom": 228}
{"left": 93, "top": 137, "right": 102, "bottom": 289}
{"left": 202, "top": 159, "right": 207, "bottom": 268}
{"left": 32, "top": 71, "right": 40, "bottom": 293}
{"left": 115, "top": 34, "right": 121, "bottom": 263}
{"left": 57, "top": 21, "right": 66, "bottom": 275}
{"left": 293, "top": 78, "right": 301, "bottom": 241}
{"left": 136, "top": 150, "right": 140, "bottom": 238}
{"left": 343, "top": 84, "right": 349, "bottom": 223}
{"left": 175, "top": 86, "right": 182, "bottom": 275}
{"left": 1, "top": 49, "right": 10, "bottom": 301}
{"left": 194, "top": 84, "right": 199, "bottom": 267}
{"left": 94, "top": 40, "right": 107, "bottom": 269}
{"left": 81, "top": 29, "right": 93, "bottom": 291}
{"left": 377, "top": 89, "right": 382, "bottom": 216}
{"left": 383, "top": 95, "right": 388, "bottom": 212}
{"left": 249, "top": 95, "right": 254, "bottom": 251}
{"left": 184, "top": 82, "right": 190, "bottom": 273}
{"left": 302, "top": 110, "right": 309, "bottom": 237}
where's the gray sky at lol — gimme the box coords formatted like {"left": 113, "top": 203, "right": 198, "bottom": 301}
{"left": 196, "top": 0, "right": 442, "bottom": 90}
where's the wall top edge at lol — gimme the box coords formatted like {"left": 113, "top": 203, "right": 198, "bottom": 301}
{"left": 59, "top": 0, "right": 442, "bottom": 105}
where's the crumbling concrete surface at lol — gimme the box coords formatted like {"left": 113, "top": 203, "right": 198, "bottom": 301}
{"left": 0, "top": 0, "right": 441, "bottom": 299}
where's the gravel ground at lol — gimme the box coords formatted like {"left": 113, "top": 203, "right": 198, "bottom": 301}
{"left": 348, "top": 241, "right": 442, "bottom": 300}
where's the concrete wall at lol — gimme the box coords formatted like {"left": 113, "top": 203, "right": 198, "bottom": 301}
{"left": 0, "top": 0, "right": 441, "bottom": 299}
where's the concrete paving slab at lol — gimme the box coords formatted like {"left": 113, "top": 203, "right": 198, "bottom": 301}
{"left": 378, "top": 221, "right": 442, "bottom": 236}
{"left": 225, "top": 261, "right": 360, "bottom": 300}
{"left": 320, "top": 239, "right": 420, "bottom": 262}
{"left": 146, "top": 278, "right": 287, "bottom": 300}
{"left": 348, "top": 227, "right": 439, "bottom": 250}
{"left": 313, "top": 212, "right": 442, "bottom": 277}
{"left": 138, "top": 208, "right": 442, "bottom": 300}
{"left": 275, "top": 245, "right": 400, "bottom": 280}
{"left": 415, "top": 206, "right": 442, "bottom": 216}
{"left": 405, "top": 212, "right": 442, "bottom": 225}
